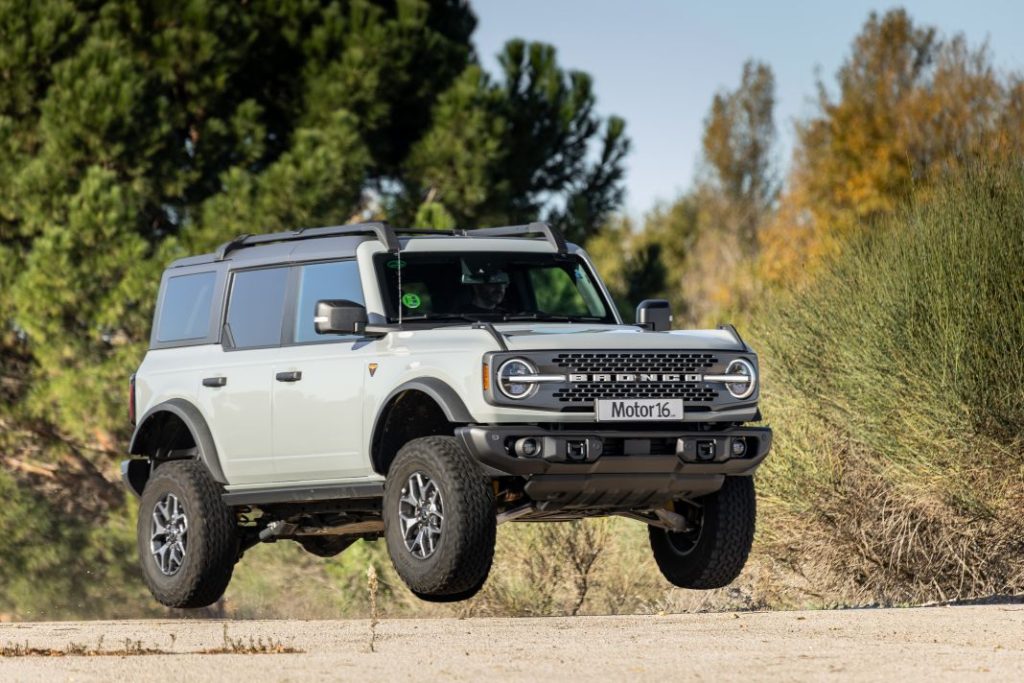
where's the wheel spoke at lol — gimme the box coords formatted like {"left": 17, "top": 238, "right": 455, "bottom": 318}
{"left": 424, "top": 527, "right": 435, "bottom": 556}
{"left": 157, "top": 543, "right": 170, "bottom": 574}
{"left": 154, "top": 500, "right": 168, "bottom": 525}
{"left": 151, "top": 510, "right": 167, "bottom": 536}
{"left": 399, "top": 512, "right": 417, "bottom": 536}
{"left": 170, "top": 542, "right": 185, "bottom": 572}
{"left": 416, "top": 528, "right": 428, "bottom": 555}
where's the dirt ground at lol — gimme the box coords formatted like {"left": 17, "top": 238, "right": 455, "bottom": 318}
{"left": 1, "top": 605, "right": 1022, "bottom": 681}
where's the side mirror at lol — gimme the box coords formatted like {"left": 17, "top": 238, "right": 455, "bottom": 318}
{"left": 314, "top": 299, "right": 368, "bottom": 335}
{"left": 635, "top": 299, "right": 672, "bottom": 332}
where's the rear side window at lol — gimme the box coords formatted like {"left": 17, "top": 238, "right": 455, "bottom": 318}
{"left": 293, "top": 261, "right": 364, "bottom": 343}
{"left": 156, "top": 271, "right": 216, "bottom": 343}
{"left": 226, "top": 267, "right": 289, "bottom": 349}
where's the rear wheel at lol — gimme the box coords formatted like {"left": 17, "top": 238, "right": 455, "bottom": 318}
{"left": 384, "top": 436, "right": 495, "bottom": 601}
{"left": 649, "top": 476, "right": 756, "bottom": 589}
{"left": 137, "top": 460, "right": 238, "bottom": 608}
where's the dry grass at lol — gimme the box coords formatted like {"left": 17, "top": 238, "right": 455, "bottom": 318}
{"left": 366, "top": 564, "right": 380, "bottom": 652}
{"left": 203, "top": 625, "right": 302, "bottom": 655}
{"left": 1, "top": 638, "right": 165, "bottom": 657}
{"left": 751, "top": 165, "right": 1024, "bottom": 606}
{"left": 0, "top": 627, "right": 303, "bottom": 657}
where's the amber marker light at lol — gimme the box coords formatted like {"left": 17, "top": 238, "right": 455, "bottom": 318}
{"left": 482, "top": 362, "right": 490, "bottom": 392}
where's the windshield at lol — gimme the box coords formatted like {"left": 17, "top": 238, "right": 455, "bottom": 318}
{"left": 374, "top": 251, "right": 617, "bottom": 324}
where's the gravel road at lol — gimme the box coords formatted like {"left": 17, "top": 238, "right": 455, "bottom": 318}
{"left": 2, "top": 605, "right": 1022, "bottom": 681}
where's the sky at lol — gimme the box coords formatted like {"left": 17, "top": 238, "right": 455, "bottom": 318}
{"left": 471, "top": 0, "right": 1024, "bottom": 217}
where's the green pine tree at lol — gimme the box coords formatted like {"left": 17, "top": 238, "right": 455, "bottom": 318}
{"left": 0, "top": 0, "right": 628, "bottom": 618}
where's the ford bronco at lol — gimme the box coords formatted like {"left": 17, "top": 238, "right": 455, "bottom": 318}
{"left": 123, "top": 222, "right": 771, "bottom": 607}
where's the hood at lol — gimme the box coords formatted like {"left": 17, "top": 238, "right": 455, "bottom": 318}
{"left": 493, "top": 323, "right": 746, "bottom": 352}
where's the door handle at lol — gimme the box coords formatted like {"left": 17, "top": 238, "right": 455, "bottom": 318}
{"left": 202, "top": 376, "right": 227, "bottom": 388}
{"left": 275, "top": 370, "right": 302, "bottom": 382}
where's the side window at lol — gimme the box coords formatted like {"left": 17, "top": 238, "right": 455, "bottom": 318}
{"left": 156, "top": 271, "right": 216, "bottom": 343}
{"left": 294, "top": 260, "right": 364, "bottom": 343}
{"left": 226, "top": 267, "right": 289, "bottom": 349}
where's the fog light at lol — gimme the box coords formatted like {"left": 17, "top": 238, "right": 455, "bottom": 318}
{"left": 515, "top": 437, "right": 540, "bottom": 458}
{"left": 731, "top": 438, "right": 747, "bottom": 457}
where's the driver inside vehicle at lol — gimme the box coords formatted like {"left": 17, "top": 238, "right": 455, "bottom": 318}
{"left": 469, "top": 281, "right": 508, "bottom": 311}
{"left": 461, "top": 258, "right": 510, "bottom": 313}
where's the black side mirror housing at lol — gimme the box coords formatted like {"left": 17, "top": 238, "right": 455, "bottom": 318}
{"left": 315, "top": 299, "right": 368, "bottom": 335}
{"left": 635, "top": 299, "right": 672, "bottom": 332}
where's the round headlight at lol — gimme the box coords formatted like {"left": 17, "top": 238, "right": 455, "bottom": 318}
{"left": 497, "top": 358, "right": 538, "bottom": 400}
{"left": 725, "top": 359, "right": 757, "bottom": 399}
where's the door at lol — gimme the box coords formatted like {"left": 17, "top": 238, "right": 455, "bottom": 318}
{"left": 272, "top": 260, "right": 371, "bottom": 481}
{"left": 198, "top": 266, "right": 290, "bottom": 485}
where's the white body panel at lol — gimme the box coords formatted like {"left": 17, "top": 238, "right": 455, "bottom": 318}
{"left": 271, "top": 340, "right": 373, "bottom": 481}
{"left": 135, "top": 236, "right": 746, "bottom": 489}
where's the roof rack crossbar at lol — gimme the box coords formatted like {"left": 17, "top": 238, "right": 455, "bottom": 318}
{"left": 211, "top": 221, "right": 568, "bottom": 261}
{"left": 386, "top": 228, "right": 459, "bottom": 237}
{"left": 463, "top": 222, "right": 567, "bottom": 254}
{"left": 214, "top": 221, "right": 400, "bottom": 261}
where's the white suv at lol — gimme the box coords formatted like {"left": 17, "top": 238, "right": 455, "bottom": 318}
{"left": 123, "top": 222, "right": 772, "bottom": 607}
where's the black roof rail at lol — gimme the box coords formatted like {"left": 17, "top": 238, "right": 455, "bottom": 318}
{"left": 214, "top": 221, "right": 400, "bottom": 260}
{"left": 211, "top": 220, "right": 568, "bottom": 261}
{"left": 387, "top": 227, "right": 459, "bottom": 238}
{"left": 462, "top": 221, "right": 567, "bottom": 254}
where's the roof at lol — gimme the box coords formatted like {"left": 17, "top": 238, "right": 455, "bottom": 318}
{"left": 167, "top": 222, "right": 570, "bottom": 269}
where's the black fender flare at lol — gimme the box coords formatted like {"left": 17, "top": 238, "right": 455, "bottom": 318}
{"left": 129, "top": 398, "right": 227, "bottom": 484}
{"left": 368, "top": 378, "right": 475, "bottom": 471}
{"left": 376, "top": 378, "right": 474, "bottom": 425}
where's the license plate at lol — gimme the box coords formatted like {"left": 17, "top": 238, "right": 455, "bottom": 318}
{"left": 595, "top": 398, "right": 684, "bottom": 421}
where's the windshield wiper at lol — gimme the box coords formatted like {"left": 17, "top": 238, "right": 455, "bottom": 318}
{"left": 398, "top": 313, "right": 496, "bottom": 323}
{"left": 500, "top": 312, "right": 607, "bottom": 323}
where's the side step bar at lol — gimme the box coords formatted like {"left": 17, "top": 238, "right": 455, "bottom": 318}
{"left": 222, "top": 481, "right": 384, "bottom": 506}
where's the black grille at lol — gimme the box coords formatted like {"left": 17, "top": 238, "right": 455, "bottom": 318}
{"left": 552, "top": 352, "right": 717, "bottom": 375}
{"left": 552, "top": 382, "right": 718, "bottom": 403}
{"left": 549, "top": 352, "right": 720, "bottom": 404}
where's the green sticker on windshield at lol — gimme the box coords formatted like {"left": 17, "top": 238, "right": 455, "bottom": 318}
{"left": 386, "top": 259, "right": 406, "bottom": 270}
{"left": 401, "top": 293, "right": 421, "bottom": 309}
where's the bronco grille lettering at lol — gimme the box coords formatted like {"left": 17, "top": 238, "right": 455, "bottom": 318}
{"left": 549, "top": 352, "right": 724, "bottom": 404}
{"left": 568, "top": 373, "right": 703, "bottom": 382}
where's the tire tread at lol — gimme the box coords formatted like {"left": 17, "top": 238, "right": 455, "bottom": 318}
{"left": 138, "top": 460, "right": 238, "bottom": 608}
{"left": 384, "top": 436, "right": 495, "bottom": 598}
{"left": 649, "top": 476, "right": 756, "bottom": 589}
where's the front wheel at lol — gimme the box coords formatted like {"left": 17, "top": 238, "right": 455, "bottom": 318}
{"left": 383, "top": 436, "right": 495, "bottom": 601}
{"left": 649, "top": 476, "right": 756, "bottom": 589}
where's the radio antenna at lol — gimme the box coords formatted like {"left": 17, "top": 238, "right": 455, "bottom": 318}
{"left": 396, "top": 243, "right": 403, "bottom": 325}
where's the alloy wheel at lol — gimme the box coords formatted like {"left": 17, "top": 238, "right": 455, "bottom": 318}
{"left": 398, "top": 472, "right": 444, "bottom": 559}
{"left": 150, "top": 492, "right": 188, "bottom": 575}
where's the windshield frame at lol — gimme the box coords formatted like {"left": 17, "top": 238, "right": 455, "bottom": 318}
{"left": 372, "top": 249, "right": 621, "bottom": 325}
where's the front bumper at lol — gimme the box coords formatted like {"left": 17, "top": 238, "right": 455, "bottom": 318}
{"left": 456, "top": 424, "right": 771, "bottom": 510}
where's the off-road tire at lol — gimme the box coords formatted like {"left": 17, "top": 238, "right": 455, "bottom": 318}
{"left": 137, "top": 460, "right": 238, "bottom": 608}
{"left": 649, "top": 476, "right": 756, "bottom": 589}
{"left": 411, "top": 571, "right": 489, "bottom": 603}
{"left": 384, "top": 436, "right": 495, "bottom": 600}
